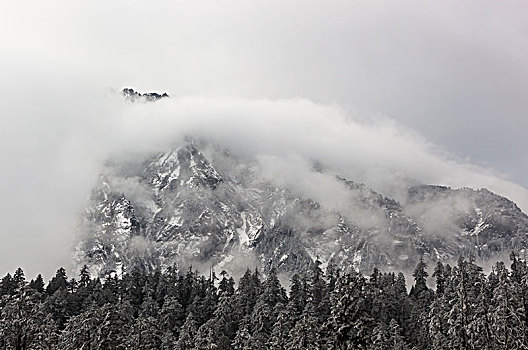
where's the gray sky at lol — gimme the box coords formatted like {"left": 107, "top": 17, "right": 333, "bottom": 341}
{"left": 1, "top": 0, "right": 527, "bottom": 278}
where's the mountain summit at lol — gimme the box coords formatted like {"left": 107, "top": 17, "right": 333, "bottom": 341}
{"left": 122, "top": 88, "right": 169, "bottom": 102}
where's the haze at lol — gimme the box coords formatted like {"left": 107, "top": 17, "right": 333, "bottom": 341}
{"left": 1, "top": 1, "right": 527, "bottom": 278}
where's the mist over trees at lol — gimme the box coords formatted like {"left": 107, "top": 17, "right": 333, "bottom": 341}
{"left": 1, "top": 255, "right": 528, "bottom": 349}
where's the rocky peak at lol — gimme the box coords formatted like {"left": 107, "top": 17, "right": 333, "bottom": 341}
{"left": 122, "top": 88, "right": 169, "bottom": 102}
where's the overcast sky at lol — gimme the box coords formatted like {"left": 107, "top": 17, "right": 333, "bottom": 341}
{"left": 1, "top": 0, "right": 527, "bottom": 278}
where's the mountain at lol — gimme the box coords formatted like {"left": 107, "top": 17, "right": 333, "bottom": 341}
{"left": 75, "top": 141, "right": 528, "bottom": 277}
{"left": 406, "top": 185, "right": 528, "bottom": 260}
{"left": 122, "top": 88, "right": 169, "bottom": 102}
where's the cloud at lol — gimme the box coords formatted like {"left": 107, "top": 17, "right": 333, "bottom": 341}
{"left": 1, "top": 81, "right": 528, "bottom": 280}
{"left": 1, "top": 0, "right": 527, "bottom": 278}
{"left": 115, "top": 95, "right": 528, "bottom": 209}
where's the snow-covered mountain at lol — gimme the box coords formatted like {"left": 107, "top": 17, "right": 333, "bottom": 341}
{"left": 75, "top": 141, "right": 528, "bottom": 277}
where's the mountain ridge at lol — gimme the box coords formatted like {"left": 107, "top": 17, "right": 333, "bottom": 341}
{"left": 75, "top": 141, "right": 528, "bottom": 277}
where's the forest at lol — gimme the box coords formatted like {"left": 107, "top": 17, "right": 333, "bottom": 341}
{"left": 1, "top": 254, "right": 527, "bottom": 349}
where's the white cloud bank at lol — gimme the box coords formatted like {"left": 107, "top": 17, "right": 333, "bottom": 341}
{"left": 119, "top": 95, "right": 528, "bottom": 210}
{"left": 1, "top": 81, "right": 527, "bottom": 279}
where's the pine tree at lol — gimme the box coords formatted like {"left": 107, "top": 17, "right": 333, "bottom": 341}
{"left": 0, "top": 287, "right": 43, "bottom": 350}
{"left": 160, "top": 330, "right": 178, "bottom": 350}
{"left": 250, "top": 298, "right": 273, "bottom": 349}
{"left": 43, "top": 287, "right": 75, "bottom": 329}
{"left": 175, "top": 311, "right": 198, "bottom": 350}
{"left": 13, "top": 268, "right": 26, "bottom": 290}
{"left": 268, "top": 308, "right": 293, "bottom": 350}
{"left": 218, "top": 270, "right": 235, "bottom": 297}
{"left": 233, "top": 316, "right": 253, "bottom": 350}
{"left": 159, "top": 295, "right": 185, "bottom": 337}
{"left": 212, "top": 292, "right": 238, "bottom": 347}
{"left": 58, "top": 306, "right": 99, "bottom": 349}
{"left": 432, "top": 262, "right": 446, "bottom": 296}
{"left": 122, "top": 267, "right": 146, "bottom": 313}
{"left": 326, "top": 260, "right": 340, "bottom": 292}
{"left": 46, "top": 268, "right": 68, "bottom": 296}
{"left": 286, "top": 274, "right": 307, "bottom": 322}
{"left": 408, "top": 257, "right": 433, "bottom": 349}
{"left": 411, "top": 257, "right": 429, "bottom": 299}
{"left": 78, "top": 265, "right": 91, "bottom": 289}
{"left": 467, "top": 284, "right": 491, "bottom": 350}
{"left": 428, "top": 297, "right": 448, "bottom": 350}
{"left": 94, "top": 303, "right": 132, "bottom": 349}
{"left": 100, "top": 274, "right": 120, "bottom": 305}
{"left": 29, "top": 274, "right": 45, "bottom": 294}
{"left": 310, "top": 257, "right": 330, "bottom": 323}
{"left": 387, "top": 319, "right": 408, "bottom": 350}
{"left": 260, "top": 268, "right": 287, "bottom": 311}
{"left": 489, "top": 262, "right": 527, "bottom": 349}
{"left": 285, "top": 313, "right": 321, "bottom": 350}
{"left": 236, "top": 268, "right": 261, "bottom": 320}
{"left": 327, "top": 271, "right": 373, "bottom": 349}
{"left": 370, "top": 323, "right": 390, "bottom": 350}
{"left": 380, "top": 272, "right": 410, "bottom": 332}
{"left": 140, "top": 295, "right": 160, "bottom": 318}
{"left": 193, "top": 319, "right": 223, "bottom": 350}
{"left": 443, "top": 257, "right": 485, "bottom": 349}
{"left": 0, "top": 273, "right": 16, "bottom": 297}
{"left": 125, "top": 315, "right": 162, "bottom": 350}
{"left": 35, "top": 314, "right": 60, "bottom": 350}
{"left": 369, "top": 271, "right": 391, "bottom": 326}
{"left": 310, "top": 258, "right": 325, "bottom": 301}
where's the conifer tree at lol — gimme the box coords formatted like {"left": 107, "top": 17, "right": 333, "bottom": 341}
{"left": 285, "top": 313, "right": 321, "bottom": 350}
{"left": 125, "top": 315, "right": 162, "bottom": 350}
{"left": 35, "top": 313, "right": 60, "bottom": 350}
{"left": 286, "top": 273, "right": 307, "bottom": 322}
{"left": 408, "top": 257, "right": 433, "bottom": 349}
{"left": 0, "top": 287, "right": 43, "bottom": 350}
{"left": 260, "top": 268, "right": 287, "bottom": 311}
{"left": 370, "top": 323, "right": 390, "bottom": 350}
{"left": 13, "top": 268, "right": 26, "bottom": 289}
{"left": 489, "top": 262, "right": 527, "bottom": 349}
{"left": 236, "top": 269, "right": 261, "bottom": 319}
{"left": 29, "top": 274, "right": 45, "bottom": 294}
{"left": 250, "top": 298, "right": 273, "bottom": 349}
{"left": 387, "top": 319, "right": 408, "bottom": 350}
{"left": 0, "top": 273, "right": 15, "bottom": 297}
{"left": 327, "top": 271, "right": 373, "bottom": 349}
{"left": 94, "top": 303, "right": 131, "bottom": 349}
{"left": 428, "top": 297, "right": 448, "bottom": 350}
{"left": 218, "top": 270, "right": 235, "bottom": 297}
{"left": 233, "top": 316, "right": 253, "bottom": 350}
{"left": 78, "top": 265, "right": 91, "bottom": 289}
{"left": 432, "top": 262, "right": 446, "bottom": 296}
{"left": 159, "top": 295, "right": 185, "bottom": 337}
{"left": 269, "top": 308, "right": 293, "bottom": 350}
{"left": 467, "top": 284, "right": 491, "bottom": 350}
{"left": 46, "top": 268, "right": 68, "bottom": 295}
{"left": 193, "top": 318, "right": 229, "bottom": 350}
{"left": 175, "top": 311, "right": 198, "bottom": 350}
{"left": 212, "top": 291, "right": 238, "bottom": 346}
{"left": 57, "top": 308, "right": 99, "bottom": 349}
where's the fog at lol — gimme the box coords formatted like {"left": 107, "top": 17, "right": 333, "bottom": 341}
{"left": 1, "top": 1, "right": 527, "bottom": 278}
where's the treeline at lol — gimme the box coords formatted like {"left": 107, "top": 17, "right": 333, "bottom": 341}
{"left": 1, "top": 254, "right": 528, "bottom": 349}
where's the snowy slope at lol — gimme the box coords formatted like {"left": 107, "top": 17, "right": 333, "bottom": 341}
{"left": 75, "top": 142, "right": 528, "bottom": 277}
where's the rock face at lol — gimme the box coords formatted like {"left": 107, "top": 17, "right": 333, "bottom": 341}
{"left": 406, "top": 185, "right": 528, "bottom": 261}
{"left": 75, "top": 142, "right": 528, "bottom": 277}
{"left": 122, "top": 88, "right": 169, "bottom": 102}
